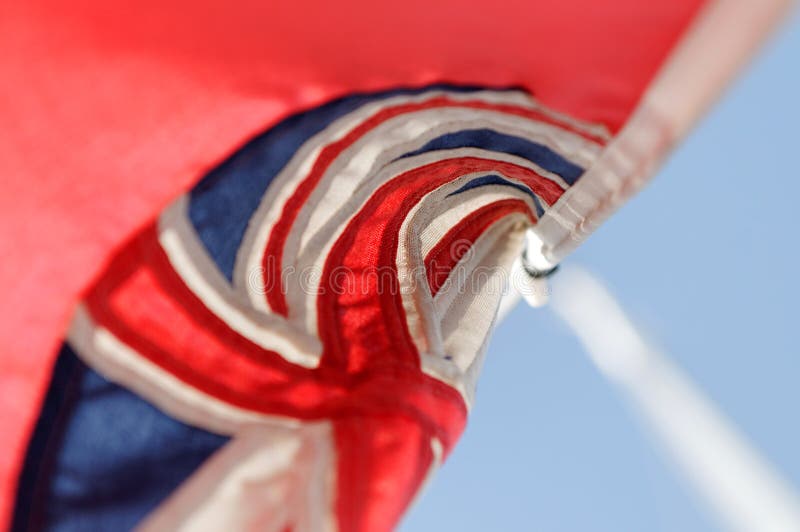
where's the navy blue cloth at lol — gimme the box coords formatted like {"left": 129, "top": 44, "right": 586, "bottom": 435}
{"left": 397, "top": 128, "right": 584, "bottom": 184}
{"left": 12, "top": 345, "right": 228, "bottom": 532}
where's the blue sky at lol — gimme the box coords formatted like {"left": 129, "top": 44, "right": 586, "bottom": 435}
{"left": 402, "top": 9, "right": 800, "bottom": 532}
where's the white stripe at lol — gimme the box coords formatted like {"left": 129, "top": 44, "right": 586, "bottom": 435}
{"left": 68, "top": 305, "right": 298, "bottom": 435}
{"left": 418, "top": 181, "right": 539, "bottom": 259}
{"left": 393, "top": 178, "right": 538, "bottom": 376}
{"left": 390, "top": 173, "right": 529, "bottom": 404}
{"left": 432, "top": 217, "right": 527, "bottom": 407}
{"left": 282, "top": 108, "right": 597, "bottom": 270}
{"left": 533, "top": 0, "right": 793, "bottom": 264}
{"left": 233, "top": 91, "right": 601, "bottom": 315}
{"left": 158, "top": 197, "right": 322, "bottom": 368}
{"left": 231, "top": 89, "right": 548, "bottom": 311}
{"left": 139, "top": 422, "right": 337, "bottom": 532}
{"left": 289, "top": 148, "right": 572, "bottom": 338}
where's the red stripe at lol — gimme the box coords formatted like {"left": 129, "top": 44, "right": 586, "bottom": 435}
{"left": 317, "top": 156, "right": 562, "bottom": 374}
{"left": 85, "top": 226, "right": 467, "bottom": 532}
{"left": 425, "top": 199, "right": 534, "bottom": 297}
{"left": 83, "top": 225, "right": 467, "bottom": 436}
{"left": 84, "top": 225, "right": 336, "bottom": 414}
{"left": 262, "top": 96, "right": 595, "bottom": 316}
{"left": 317, "top": 159, "right": 550, "bottom": 531}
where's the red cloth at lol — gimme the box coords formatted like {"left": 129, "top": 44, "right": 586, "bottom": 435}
{"left": 0, "top": 0, "right": 704, "bottom": 525}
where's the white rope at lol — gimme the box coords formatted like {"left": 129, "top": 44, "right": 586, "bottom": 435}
{"left": 543, "top": 267, "right": 800, "bottom": 532}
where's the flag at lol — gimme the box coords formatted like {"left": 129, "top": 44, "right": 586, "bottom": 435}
{"left": 0, "top": 1, "right": 789, "bottom": 530}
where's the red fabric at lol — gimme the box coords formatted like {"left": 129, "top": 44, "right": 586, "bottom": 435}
{"left": 82, "top": 157, "right": 559, "bottom": 530}
{"left": 263, "top": 96, "right": 605, "bottom": 316}
{"left": 0, "top": 0, "right": 705, "bottom": 525}
{"left": 334, "top": 415, "right": 438, "bottom": 532}
{"left": 425, "top": 200, "right": 536, "bottom": 296}
{"left": 84, "top": 223, "right": 465, "bottom": 423}
{"left": 317, "top": 157, "right": 564, "bottom": 375}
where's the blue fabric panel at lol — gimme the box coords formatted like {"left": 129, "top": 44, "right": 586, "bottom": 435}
{"left": 12, "top": 344, "right": 228, "bottom": 532}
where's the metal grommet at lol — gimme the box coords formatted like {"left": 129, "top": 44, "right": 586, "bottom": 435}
{"left": 520, "top": 259, "right": 559, "bottom": 280}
